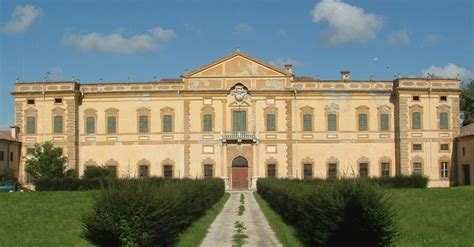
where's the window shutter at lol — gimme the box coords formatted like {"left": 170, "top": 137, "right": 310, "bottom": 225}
{"left": 380, "top": 114, "right": 389, "bottom": 131}
{"left": 303, "top": 114, "right": 312, "bottom": 131}
{"left": 359, "top": 114, "right": 368, "bottom": 131}
{"left": 328, "top": 114, "right": 337, "bottom": 131}
{"left": 266, "top": 114, "right": 276, "bottom": 131}
{"left": 440, "top": 112, "right": 448, "bottom": 129}
{"left": 86, "top": 117, "right": 95, "bottom": 134}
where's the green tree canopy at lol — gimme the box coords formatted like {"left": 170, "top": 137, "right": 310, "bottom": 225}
{"left": 461, "top": 80, "right": 474, "bottom": 126}
{"left": 25, "top": 141, "right": 67, "bottom": 179}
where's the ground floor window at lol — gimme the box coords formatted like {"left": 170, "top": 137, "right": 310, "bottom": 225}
{"left": 440, "top": 162, "right": 449, "bottom": 179}
{"left": 106, "top": 165, "right": 117, "bottom": 177}
{"left": 204, "top": 164, "right": 213, "bottom": 178}
{"left": 267, "top": 164, "right": 276, "bottom": 178}
{"left": 359, "top": 163, "right": 369, "bottom": 177}
{"left": 139, "top": 165, "right": 149, "bottom": 177}
{"left": 328, "top": 163, "right": 337, "bottom": 178}
{"left": 163, "top": 165, "right": 173, "bottom": 179}
{"left": 381, "top": 163, "right": 390, "bottom": 177}
{"left": 303, "top": 164, "right": 313, "bottom": 179}
{"left": 413, "top": 162, "right": 423, "bottom": 175}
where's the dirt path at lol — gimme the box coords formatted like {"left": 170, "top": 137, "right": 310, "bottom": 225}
{"left": 201, "top": 191, "right": 281, "bottom": 247}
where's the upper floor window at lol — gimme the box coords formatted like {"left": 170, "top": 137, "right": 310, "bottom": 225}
{"left": 440, "top": 96, "right": 447, "bottom": 101}
{"left": 0, "top": 151, "right": 4, "bottom": 161}
{"left": 328, "top": 113, "right": 337, "bottom": 131}
{"left": 107, "top": 116, "right": 117, "bottom": 134}
{"left": 440, "top": 162, "right": 449, "bottom": 179}
{"left": 303, "top": 163, "right": 313, "bottom": 179}
{"left": 203, "top": 114, "right": 213, "bottom": 132}
{"left": 380, "top": 114, "right": 389, "bottom": 131}
{"left": 53, "top": 116, "right": 63, "bottom": 134}
{"left": 440, "top": 143, "right": 449, "bottom": 151}
{"left": 412, "top": 95, "right": 420, "bottom": 101}
{"left": 266, "top": 113, "right": 276, "bottom": 132}
{"left": 26, "top": 116, "right": 36, "bottom": 134}
{"left": 356, "top": 106, "right": 370, "bottom": 131}
{"left": 358, "top": 114, "right": 368, "bottom": 131}
{"left": 54, "top": 98, "right": 62, "bottom": 104}
{"left": 412, "top": 112, "right": 422, "bottom": 129}
{"left": 27, "top": 99, "right": 35, "bottom": 105}
{"left": 303, "top": 114, "right": 312, "bottom": 131}
{"left": 163, "top": 115, "right": 173, "bottom": 132}
{"left": 139, "top": 115, "right": 149, "bottom": 133}
{"left": 439, "top": 112, "right": 449, "bottom": 130}
{"left": 86, "top": 117, "right": 95, "bottom": 134}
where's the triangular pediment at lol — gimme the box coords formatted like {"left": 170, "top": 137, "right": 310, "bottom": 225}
{"left": 183, "top": 51, "right": 291, "bottom": 78}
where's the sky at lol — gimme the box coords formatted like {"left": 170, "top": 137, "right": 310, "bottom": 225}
{"left": 0, "top": 0, "right": 473, "bottom": 129}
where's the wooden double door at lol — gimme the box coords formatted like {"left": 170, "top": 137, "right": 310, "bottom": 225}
{"left": 232, "top": 156, "right": 248, "bottom": 189}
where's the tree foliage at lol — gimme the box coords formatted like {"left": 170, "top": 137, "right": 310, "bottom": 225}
{"left": 25, "top": 141, "right": 67, "bottom": 179}
{"left": 461, "top": 80, "right": 474, "bottom": 126}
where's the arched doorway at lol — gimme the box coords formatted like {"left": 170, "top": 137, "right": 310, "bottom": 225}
{"left": 232, "top": 156, "right": 248, "bottom": 189}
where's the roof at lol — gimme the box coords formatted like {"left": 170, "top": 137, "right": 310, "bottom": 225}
{"left": 459, "top": 123, "right": 474, "bottom": 137}
{"left": 0, "top": 131, "right": 19, "bottom": 142}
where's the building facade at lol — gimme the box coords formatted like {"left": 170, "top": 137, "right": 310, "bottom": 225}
{"left": 11, "top": 51, "right": 461, "bottom": 188}
{"left": 0, "top": 128, "right": 21, "bottom": 178}
{"left": 456, "top": 123, "right": 474, "bottom": 185}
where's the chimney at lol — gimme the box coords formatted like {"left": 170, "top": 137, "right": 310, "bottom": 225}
{"left": 341, "top": 70, "right": 350, "bottom": 81}
{"left": 284, "top": 64, "right": 293, "bottom": 74}
{"left": 10, "top": 125, "right": 19, "bottom": 139}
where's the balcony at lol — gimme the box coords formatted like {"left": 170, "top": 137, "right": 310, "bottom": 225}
{"left": 221, "top": 131, "right": 258, "bottom": 144}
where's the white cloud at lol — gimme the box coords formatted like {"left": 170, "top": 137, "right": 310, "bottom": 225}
{"left": 63, "top": 27, "right": 176, "bottom": 54}
{"left": 311, "top": 0, "right": 383, "bottom": 46}
{"left": 423, "top": 33, "right": 442, "bottom": 44}
{"left": 48, "top": 67, "right": 65, "bottom": 81}
{"left": 234, "top": 22, "right": 256, "bottom": 34}
{"left": 421, "top": 64, "right": 473, "bottom": 80}
{"left": 269, "top": 58, "right": 302, "bottom": 68}
{"left": 3, "top": 4, "right": 42, "bottom": 34}
{"left": 387, "top": 29, "right": 410, "bottom": 45}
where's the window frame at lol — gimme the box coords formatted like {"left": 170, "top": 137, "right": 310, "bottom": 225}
{"left": 413, "top": 162, "right": 423, "bottom": 175}
{"left": 327, "top": 113, "right": 337, "bottom": 131}
{"left": 204, "top": 164, "right": 213, "bottom": 179}
{"left": 139, "top": 165, "right": 149, "bottom": 178}
{"left": 440, "top": 162, "right": 449, "bottom": 179}
{"left": 303, "top": 163, "right": 313, "bottom": 180}
{"left": 163, "top": 165, "right": 173, "bottom": 179}
{"left": 26, "top": 116, "right": 36, "bottom": 134}
{"left": 105, "top": 108, "right": 119, "bottom": 134}
{"left": 53, "top": 115, "right": 64, "bottom": 134}
{"left": 328, "top": 163, "right": 338, "bottom": 178}
{"left": 267, "top": 164, "right": 276, "bottom": 178}
{"left": 381, "top": 163, "right": 390, "bottom": 177}
{"left": 359, "top": 163, "right": 369, "bottom": 177}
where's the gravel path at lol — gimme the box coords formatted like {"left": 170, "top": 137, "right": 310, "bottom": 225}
{"left": 201, "top": 191, "right": 282, "bottom": 247}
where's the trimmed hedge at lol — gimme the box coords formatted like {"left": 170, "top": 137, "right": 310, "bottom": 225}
{"left": 257, "top": 178, "right": 396, "bottom": 246}
{"left": 34, "top": 178, "right": 109, "bottom": 191}
{"left": 372, "top": 174, "right": 429, "bottom": 188}
{"left": 83, "top": 166, "right": 117, "bottom": 179}
{"left": 82, "top": 178, "right": 225, "bottom": 246}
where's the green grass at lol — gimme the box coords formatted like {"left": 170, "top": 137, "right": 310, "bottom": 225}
{"left": 0, "top": 191, "right": 94, "bottom": 246}
{"left": 232, "top": 220, "right": 248, "bottom": 247}
{"left": 254, "top": 192, "right": 304, "bottom": 247}
{"left": 175, "top": 192, "right": 230, "bottom": 247}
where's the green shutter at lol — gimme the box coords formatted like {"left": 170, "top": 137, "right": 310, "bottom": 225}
{"left": 412, "top": 112, "right": 421, "bottom": 129}
{"left": 233, "top": 111, "right": 247, "bottom": 131}
{"left": 380, "top": 114, "right": 389, "bottom": 131}
{"left": 440, "top": 112, "right": 449, "bottom": 129}
{"left": 107, "top": 116, "right": 116, "bottom": 134}
{"left": 26, "top": 116, "right": 35, "bottom": 134}
{"left": 54, "top": 116, "right": 63, "bottom": 133}
{"left": 266, "top": 114, "right": 276, "bottom": 131}
{"left": 303, "top": 114, "right": 312, "bottom": 131}
{"left": 139, "top": 115, "right": 148, "bottom": 133}
{"left": 86, "top": 117, "right": 95, "bottom": 134}
{"left": 203, "top": 114, "right": 212, "bottom": 132}
{"left": 163, "top": 115, "right": 172, "bottom": 132}
{"left": 359, "top": 114, "right": 368, "bottom": 131}
{"left": 328, "top": 114, "right": 337, "bottom": 131}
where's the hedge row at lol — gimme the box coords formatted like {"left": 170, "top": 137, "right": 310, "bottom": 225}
{"left": 371, "top": 174, "right": 429, "bottom": 188}
{"left": 34, "top": 178, "right": 110, "bottom": 191}
{"left": 257, "top": 178, "right": 397, "bottom": 246}
{"left": 82, "top": 178, "right": 225, "bottom": 246}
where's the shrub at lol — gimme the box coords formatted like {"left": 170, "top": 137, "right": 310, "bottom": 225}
{"left": 65, "top": 169, "right": 78, "bottom": 178}
{"left": 372, "top": 174, "right": 429, "bottom": 188}
{"left": 257, "top": 178, "right": 397, "bottom": 246}
{"left": 83, "top": 166, "right": 116, "bottom": 179}
{"left": 34, "top": 178, "right": 108, "bottom": 191}
{"left": 82, "top": 178, "right": 225, "bottom": 246}
{"left": 0, "top": 168, "right": 18, "bottom": 184}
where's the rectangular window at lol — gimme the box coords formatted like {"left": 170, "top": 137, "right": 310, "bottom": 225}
{"left": 53, "top": 116, "right": 63, "bottom": 133}
{"left": 86, "top": 117, "right": 95, "bottom": 134}
{"left": 413, "top": 143, "right": 422, "bottom": 151}
{"left": 267, "top": 164, "right": 276, "bottom": 178}
{"left": 27, "top": 99, "right": 35, "bottom": 105}
{"left": 440, "top": 162, "right": 449, "bottom": 179}
{"left": 359, "top": 163, "right": 369, "bottom": 177}
{"left": 328, "top": 114, "right": 337, "bottom": 131}
{"left": 412, "top": 112, "right": 421, "bottom": 129}
{"left": 204, "top": 164, "right": 213, "bottom": 178}
{"left": 163, "top": 115, "right": 172, "bottom": 132}
{"left": 107, "top": 116, "right": 117, "bottom": 134}
{"left": 26, "top": 116, "right": 35, "bottom": 134}
{"left": 139, "top": 115, "right": 149, "bottom": 133}
{"left": 139, "top": 165, "right": 149, "bottom": 178}
{"left": 303, "top": 164, "right": 313, "bottom": 179}
{"left": 413, "top": 96, "right": 420, "bottom": 101}
{"left": 328, "top": 163, "right": 337, "bottom": 178}
{"left": 26, "top": 148, "right": 35, "bottom": 155}
{"left": 359, "top": 113, "right": 368, "bottom": 131}
{"left": 107, "top": 165, "right": 117, "bottom": 176}
{"left": 440, "top": 144, "right": 449, "bottom": 151}
{"left": 0, "top": 151, "right": 4, "bottom": 161}
{"left": 10, "top": 152, "right": 13, "bottom": 162}
{"left": 439, "top": 112, "right": 449, "bottom": 130}
{"left": 440, "top": 96, "right": 447, "bottom": 101}
{"left": 203, "top": 114, "right": 213, "bottom": 132}
{"left": 266, "top": 114, "right": 276, "bottom": 132}
{"left": 233, "top": 111, "right": 247, "bottom": 131}
{"left": 163, "top": 165, "right": 173, "bottom": 179}
{"left": 303, "top": 114, "right": 312, "bottom": 131}
{"left": 463, "top": 147, "right": 466, "bottom": 156}
{"left": 381, "top": 163, "right": 390, "bottom": 177}
{"left": 54, "top": 98, "right": 62, "bottom": 104}
{"left": 413, "top": 162, "right": 422, "bottom": 175}
{"left": 380, "top": 114, "right": 389, "bottom": 131}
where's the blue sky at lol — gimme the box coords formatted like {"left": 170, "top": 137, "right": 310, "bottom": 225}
{"left": 0, "top": 0, "right": 473, "bottom": 129}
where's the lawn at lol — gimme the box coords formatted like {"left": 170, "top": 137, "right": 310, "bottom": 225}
{"left": 256, "top": 186, "right": 474, "bottom": 247}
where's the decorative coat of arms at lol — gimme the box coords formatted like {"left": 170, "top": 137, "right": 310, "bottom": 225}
{"left": 231, "top": 85, "right": 249, "bottom": 102}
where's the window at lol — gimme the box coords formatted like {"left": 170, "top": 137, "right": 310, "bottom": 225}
{"left": 204, "top": 164, "right": 213, "bottom": 178}
{"left": 303, "top": 164, "right": 313, "bottom": 179}
{"left": 413, "top": 143, "right": 422, "bottom": 151}
{"left": 139, "top": 165, "right": 149, "bottom": 178}
{"left": 26, "top": 116, "right": 36, "bottom": 134}
{"left": 439, "top": 112, "right": 449, "bottom": 130}
{"left": 107, "top": 116, "right": 117, "bottom": 134}
{"left": 328, "top": 163, "right": 337, "bottom": 178}
{"left": 163, "top": 115, "right": 173, "bottom": 132}
{"left": 463, "top": 147, "right": 466, "bottom": 156}
{"left": 53, "top": 116, "right": 63, "bottom": 133}
{"left": 54, "top": 98, "right": 62, "bottom": 104}
{"left": 413, "top": 96, "right": 420, "bottom": 101}
{"left": 381, "top": 163, "right": 390, "bottom": 177}
{"left": 303, "top": 114, "right": 312, "bottom": 131}
{"left": 163, "top": 165, "right": 173, "bottom": 179}
{"left": 26, "top": 148, "right": 35, "bottom": 155}
{"left": 358, "top": 113, "right": 368, "bottom": 131}
{"left": 440, "top": 96, "right": 447, "bottom": 101}
{"left": 440, "top": 144, "right": 449, "bottom": 151}
{"left": 10, "top": 152, "right": 13, "bottom": 162}
{"left": 139, "top": 115, "right": 149, "bottom": 133}
{"left": 412, "top": 112, "right": 421, "bottom": 129}
{"left": 380, "top": 114, "right": 389, "bottom": 131}
{"left": 266, "top": 114, "right": 276, "bottom": 132}
{"left": 267, "top": 164, "right": 276, "bottom": 178}
{"left": 359, "top": 163, "right": 369, "bottom": 177}
{"left": 203, "top": 114, "right": 213, "bottom": 132}
{"left": 86, "top": 117, "right": 95, "bottom": 134}
{"left": 107, "top": 165, "right": 117, "bottom": 176}
{"left": 233, "top": 111, "right": 247, "bottom": 131}
{"left": 0, "top": 151, "right": 4, "bottom": 161}
{"left": 413, "top": 162, "right": 422, "bottom": 175}
{"left": 27, "top": 99, "right": 35, "bottom": 105}
{"left": 328, "top": 114, "right": 337, "bottom": 131}
{"left": 440, "top": 162, "right": 449, "bottom": 179}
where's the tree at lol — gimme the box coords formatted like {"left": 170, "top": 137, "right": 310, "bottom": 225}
{"left": 25, "top": 141, "right": 67, "bottom": 179}
{"left": 461, "top": 80, "right": 474, "bottom": 126}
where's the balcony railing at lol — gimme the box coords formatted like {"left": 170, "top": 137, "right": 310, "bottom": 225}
{"left": 221, "top": 131, "right": 258, "bottom": 144}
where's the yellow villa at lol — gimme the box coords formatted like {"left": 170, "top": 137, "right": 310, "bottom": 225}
{"left": 11, "top": 51, "right": 461, "bottom": 188}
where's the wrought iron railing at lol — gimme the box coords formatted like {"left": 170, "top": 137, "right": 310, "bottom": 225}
{"left": 221, "top": 131, "right": 258, "bottom": 143}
